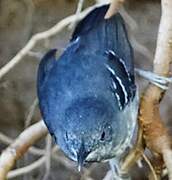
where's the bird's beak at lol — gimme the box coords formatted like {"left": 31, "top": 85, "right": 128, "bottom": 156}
{"left": 77, "top": 157, "right": 83, "bottom": 172}
{"left": 77, "top": 141, "right": 89, "bottom": 172}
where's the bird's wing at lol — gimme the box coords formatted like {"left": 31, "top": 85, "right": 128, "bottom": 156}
{"left": 37, "top": 49, "right": 57, "bottom": 91}
{"left": 37, "top": 49, "right": 57, "bottom": 135}
{"left": 105, "top": 50, "right": 136, "bottom": 110}
{"left": 71, "top": 5, "right": 109, "bottom": 41}
{"left": 71, "top": 5, "right": 134, "bottom": 77}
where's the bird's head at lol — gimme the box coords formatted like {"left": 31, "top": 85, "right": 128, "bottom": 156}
{"left": 54, "top": 96, "right": 126, "bottom": 170}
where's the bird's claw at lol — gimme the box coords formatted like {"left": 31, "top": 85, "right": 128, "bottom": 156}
{"left": 109, "top": 159, "right": 131, "bottom": 180}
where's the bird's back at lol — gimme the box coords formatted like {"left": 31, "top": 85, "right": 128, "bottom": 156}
{"left": 71, "top": 5, "right": 134, "bottom": 78}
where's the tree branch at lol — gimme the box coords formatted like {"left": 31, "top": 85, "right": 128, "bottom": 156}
{"left": 121, "top": 128, "right": 144, "bottom": 172}
{"left": 0, "top": 131, "right": 46, "bottom": 156}
{"left": 136, "top": 0, "right": 172, "bottom": 179}
{"left": 120, "top": 1, "right": 172, "bottom": 179}
{"left": 0, "top": 5, "right": 96, "bottom": 80}
{"left": 0, "top": 121, "right": 47, "bottom": 179}
{"left": 105, "top": 0, "right": 125, "bottom": 19}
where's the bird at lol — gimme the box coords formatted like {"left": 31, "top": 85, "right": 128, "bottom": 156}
{"left": 37, "top": 4, "right": 138, "bottom": 177}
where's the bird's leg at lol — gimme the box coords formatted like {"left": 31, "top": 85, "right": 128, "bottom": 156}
{"left": 109, "top": 159, "right": 131, "bottom": 180}
{"left": 135, "top": 68, "right": 172, "bottom": 90}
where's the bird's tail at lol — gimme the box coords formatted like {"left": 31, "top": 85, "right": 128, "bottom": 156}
{"left": 71, "top": 5, "right": 134, "bottom": 76}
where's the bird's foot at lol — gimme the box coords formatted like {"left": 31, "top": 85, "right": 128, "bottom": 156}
{"left": 135, "top": 68, "right": 172, "bottom": 90}
{"left": 109, "top": 159, "right": 131, "bottom": 180}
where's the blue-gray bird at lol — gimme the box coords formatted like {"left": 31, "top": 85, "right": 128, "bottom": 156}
{"left": 37, "top": 5, "right": 138, "bottom": 172}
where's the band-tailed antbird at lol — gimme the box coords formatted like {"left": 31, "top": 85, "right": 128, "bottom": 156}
{"left": 37, "top": 4, "right": 138, "bottom": 174}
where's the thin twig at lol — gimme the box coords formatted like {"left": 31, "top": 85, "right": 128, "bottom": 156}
{"left": 130, "top": 35, "right": 154, "bottom": 62}
{"left": 81, "top": 164, "right": 97, "bottom": 180}
{"left": 141, "top": 153, "right": 158, "bottom": 180}
{"left": 0, "top": 132, "right": 13, "bottom": 144}
{"left": 42, "top": 135, "right": 52, "bottom": 180}
{"left": 121, "top": 127, "right": 144, "bottom": 172}
{"left": 0, "top": 131, "right": 45, "bottom": 156}
{"left": 7, "top": 156, "right": 45, "bottom": 179}
{"left": 119, "top": 7, "right": 154, "bottom": 61}
{"left": 69, "top": 0, "right": 85, "bottom": 29}
{"left": 95, "top": 0, "right": 110, "bottom": 4}
{"left": 105, "top": 0, "right": 125, "bottom": 19}
{"left": 7, "top": 145, "right": 57, "bottom": 179}
{"left": 22, "top": 0, "right": 34, "bottom": 41}
{"left": 25, "top": 98, "right": 38, "bottom": 128}
{"left": 52, "top": 154, "right": 76, "bottom": 172}
{"left": 119, "top": 7, "right": 138, "bottom": 31}
{"left": 162, "top": 148, "right": 172, "bottom": 180}
{"left": 27, "top": 51, "right": 44, "bottom": 59}
{"left": 0, "top": 5, "right": 97, "bottom": 80}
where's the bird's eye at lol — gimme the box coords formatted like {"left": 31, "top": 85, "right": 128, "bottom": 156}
{"left": 100, "top": 131, "right": 106, "bottom": 141}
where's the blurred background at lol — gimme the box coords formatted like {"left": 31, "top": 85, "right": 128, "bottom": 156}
{"left": 0, "top": 0, "right": 171, "bottom": 179}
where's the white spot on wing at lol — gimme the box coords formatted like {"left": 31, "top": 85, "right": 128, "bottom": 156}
{"left": 112, "top": 81, "right": 117, "bottom": 90}
{"left": 109, "top": 50, "right": 116, "bottom": 56}
{"left": 105, "top": 64, "right": 115, "bottom": 75}
{"left": 119, "top": 57, "right": 132, "bottom": 82}
{"left": 108, "top": 50, "right": 131, "bottom": 82}
{"left": 116, "top": 76, "right": 128, "bottom": 104}
{"left": 105, "top": 64, "right": 128, "bottom": 105}
{"left": 115, "top": 93, "right": 122, "bottom": 110}
{"left": 74, "top": 37, "right": 80, "bottom": 43}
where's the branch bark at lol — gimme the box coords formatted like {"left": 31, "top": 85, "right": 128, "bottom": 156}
{"left": 122, "top": 0, "right": 172, "bottom": 179}
{"left": 139, "top": 0, "right": 172, "bottom": 174}
{"left": 0, "top": 121, "right": 47, "bottom": 179}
